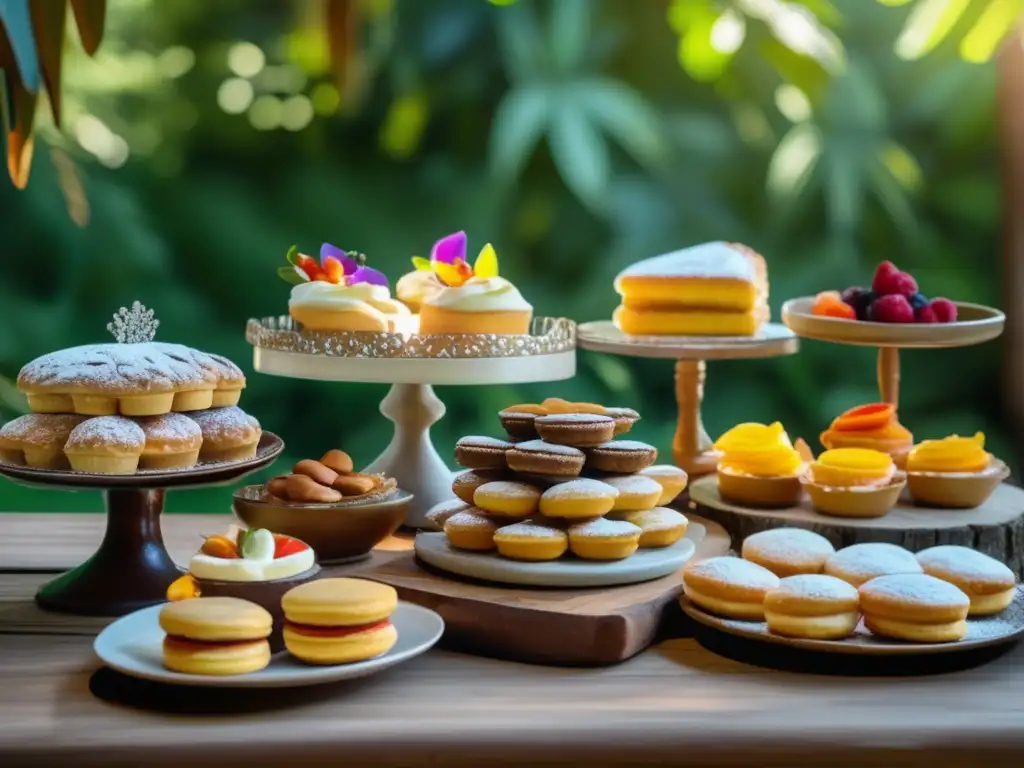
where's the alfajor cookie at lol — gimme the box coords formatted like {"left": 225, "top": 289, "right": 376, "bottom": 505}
{"left": 584, "top": 440, "right": 657, "bottom": 474}
{"left": 493, "top": 520, "right": 568, "bottom": 561}
{"left": 535, "top": 414, "right": 616, "bottom": 446}
{"left": 859, "top": 573, "right": 970, "bottom": 643}
{"left": 638, "top": 464, "right": 688, "bottom": 505}
{"left": 473, "top": 480, "right": 542, "bottom": 519}
{"left": 160, "top": 597, "right": 272, "bottom": 676}
{"left": 506, "top": 439, "right": 585, "bottom": 477}
{"left": 682, "top": 556, "right": 780, "bottom": 620}
{"left": 567, "top": 518, "right": 642, "bottom": 560}
{"left": 915, "top": 545, "right": 1017, "bottom": 616}
{"left": 452, "top": 468, "right": 508, "bottom": 504}
{"left": 423, "top": 498, "right": 471, "bottom": 530}
{"left": 741, "top": 528, "right": 836, "bottom": 578}
{"left": 621, "top": 507, "right": 688, "bottom": 548}
{"left": 538, "top": 478, "right": 619, "bottom": 519}
{"left": 764, "top": 574, "right": 860, "bottom": 640}
{"left": 0, "top": 413, "right": 86, "bottom": 469}
{"left": 824, "top": 543, "right": 922, "bottom": 587}
{"left": 454, "top": 436, "right": 512, "bottom": 469}
{"left": 444, "top": 509, "right": 502, "bottom": 551}
{"left": 603, "top": 475, "right": 663, "bottom": 512}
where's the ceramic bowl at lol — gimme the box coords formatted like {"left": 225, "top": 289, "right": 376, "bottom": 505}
{"left": 717, "top": 467, "right": 802, "bottom": 508}
{"left": 907, "top": 460, "right": 1010, "bottom": 509}
{"left": 233, "top": 485, "right": 411, "bottom": 563}
{"left": 801, "top": 471, "right": 907, "bottom": 519}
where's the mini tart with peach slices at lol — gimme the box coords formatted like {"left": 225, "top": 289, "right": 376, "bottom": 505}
{"left": 820, "top": 403, "right": 913, "bottom": 469}
{"left": 905, "top": 433, "right": 1009, "bottom": 509}
{"left": 714, "top": 422, "right": 805, "bottom": 508}
{"left": 801, "top": 448, "right": 906, "bottom": 519}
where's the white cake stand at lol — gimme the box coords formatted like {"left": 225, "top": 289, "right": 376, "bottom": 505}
{"left": 577, "top": 321, "right": 798, "bottom": 477}
{"left": 248, "top": 317, "right": 576, "bottom": 527}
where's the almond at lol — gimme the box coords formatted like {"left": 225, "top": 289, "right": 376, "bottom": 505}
{"left": 285, "top": 473, "right": 343, "bottom": 503}
{"left": 320, "top": 449, "right": 354, "bottom": 475}
{"left": 333, "top": 473, "right": 377, "bottom": 496}
{"left": 293, "top": 459, "right": 338, "bottom": 486}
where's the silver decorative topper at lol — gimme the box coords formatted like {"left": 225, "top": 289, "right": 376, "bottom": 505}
{"left": 107, "top": 301, "right": 160, "bottom": 343}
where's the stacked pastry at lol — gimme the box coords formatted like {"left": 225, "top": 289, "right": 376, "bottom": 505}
{"left": 0, "top": 343, "right": 260, "bottom": 474}
{"left": 682, "top": 529, "right": 1018, "bottom": 643}
{"left": 426, "top": 398, "right": 691, "bottom": 562}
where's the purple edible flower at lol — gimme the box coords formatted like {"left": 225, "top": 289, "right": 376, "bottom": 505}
{"left": 321, "top": 243, "right": 358, "bottom": 274}
{"left": 349, "top": 266, "right": 390, "bottom": 287}
{"left": 430, "top": 231, "right": 467, "bottom": 264}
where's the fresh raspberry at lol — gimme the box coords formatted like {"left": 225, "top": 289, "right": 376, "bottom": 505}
{"left": 890, "top": 271, "right": 918, "bottom": 297}
{"left": 915, "top": 304, "right": 938, "bottom": 323}
{"left": 929, "top": 298, "right": 957, "bottom": 323}
{"left": 870, "top": 294, "right": 915, "bottom": 323}
{"left": 871, "top": 261, "right": 902, "bottom": 295}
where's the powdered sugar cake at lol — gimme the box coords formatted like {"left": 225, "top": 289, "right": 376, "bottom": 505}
{"left": 0, "top": 413, "right": 87, "bottom": 469}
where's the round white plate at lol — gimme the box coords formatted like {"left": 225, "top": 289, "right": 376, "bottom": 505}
{"left": 93, "top": 602, "right": 444, "bottom": 688}
{"left": 414, "top": 531, "right": 696, "bottom": 587}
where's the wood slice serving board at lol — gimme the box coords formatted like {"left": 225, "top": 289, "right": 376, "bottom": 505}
{"left": 689, "top": 476, "right": 1024, "bottom": 577}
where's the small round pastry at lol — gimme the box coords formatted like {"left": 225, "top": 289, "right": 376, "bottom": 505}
{"left": 824, "top": 543, "right": 922, "bottom": 587}
{"left": 187, "top": 406, "right": 262, "bottom": 462}
{"left": 584, "top": 440, "right": 658, "bottom": 474}
{"left": 802, "top": 448, "right": 905, "bottom": 518}
{"left": 452, "top": 468, "right": 508, "bottom": 504}
{"left": 424, "top": 498, "right": 471, "bottom": 530}
{"left": 603, "top": 475, "right": 663, "bottom": 512}
{"left": 498, "top": 404, "right": 547, "bottom": 441}
{"left": 289, "top": 280, "right": 412, "bottom": 332}
{"left": 493, "top": 520, "right": 568, "bottom": 561}
{"left": 764, "top": 574, "right": 860, "bottom": 640}
{"left": 567, "top": 518, "right": 642, "bottom": 560}
{"left": 135, "top": 413, "right": 203, "bottom": 470}
{"left": 682, "top": 556, "right": 780, "bottom": 620}
{"left": 621, "top": 507, "right": 688, "bottom": 548}
{"left": 859, "top": 573, "right": 970, "bottom": 643}
{"left": 741, "top": 528, "right": 836, "bottom": 578}
{"left": 0, "top": 413, "right": 86, "bottom": 469}
{"left": 282, "top": 578, "right": 398, "bottom": 664}
{"left": 915, "top": 545, "right": 1017, "bottom": 616}
{"left": 604, "top": 407, "right": 640, "bottom": 436}
{"left": 505, "top": 439, "right": 586, "bottom": 477}
{"left": 638, "top": 464, "right": 689, "bottom": 505}
{"left": 443, "top": 509, "right": 502, "bottom": 551}
{"left": 535, "top": 414, "right": 616, "bottom": 447}
{"left": 454, "top": 436, "right": 513, "bottom": 470}
{"left": 906, "top": 433, "right": 1009, "bottom": 509}
{"left": 63, "top": 416, "right": 146, "bottom": 474}
{"left": 473, "top": 480, "right": 542, "bottom": 519}
{"left": 820, "top": 403, "right": 913, "bottom": 467}
{"left": 538, "top": 478, "right": 619, "bottom": 519}
{"left": 207, "top": 353, "right": 247, "bottom": 407}
{"left": 160, "top": 597, "right": 272, "bottom": 676}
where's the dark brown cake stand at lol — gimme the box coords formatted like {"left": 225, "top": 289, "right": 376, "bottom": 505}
{"left": 0, "top": 432, "right": 284, "bottom": 617}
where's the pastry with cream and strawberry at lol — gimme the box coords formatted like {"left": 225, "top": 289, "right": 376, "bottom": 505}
{"left": 167, "top": 525, "right": 320, "bottom": 651}
{"left": 415, "top": 231, "right": 534, "bottom": 335}
{"left": 714, "top": 422, "right": 806, "bottom": 507}
{"left": 905, "top": 433, "right": 1010, "bottom": 509}
{"left": 280, "top": 243, "right": 411, "bottom": 333}
{"left": 801, "top": 448, "right": 906, "bottom": 519}
{"left": 820, "top": 403, "right": 913, "bottom": 468}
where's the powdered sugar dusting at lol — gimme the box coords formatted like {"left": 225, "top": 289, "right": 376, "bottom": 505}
{"left": 568, "top": 518, "right": 641, "bottom": 538}
{"left": 825, "top": 543, "right": 922, "bottom": 584}
{"left": 187, "top": 406, "right": 260, "bottom": 444}
{"left": 457, "top": 436, "right": 512, "bottom": 449}
{"left": 640, "top": 464, "right": 687, "bottom": 479}
{"left": 860, "top": 573, "right": 970, "bottom": 608}
{"left": 536, "top": 414, "right": 614, "bottom": 425}
{"left": 604, "top": 407, "right": 639, "bottom": 419}
{"left": 686, "top": 556, "right": 780, "bottom": 589}
{"left": 424, "top": 499, "right": 470, "bottom": 528}
{"left": 476, "top": 481, "right": 542, "bottom": 499}
{"left": 742, "top": 528, "right": 835, "bottom": 563}
{"left": 509, "top": 440, "right": 585, "bottom": 457}
{"left": 916, "top": 546, "right": 1016, "bottom": 588}
{"left": 445, "top": 510, "right": 499, "bottom": 530}
{"left": 494, "top": 521, "right": 567, "bottom": 540}
{"left": 65, "top": 416, "right": 146, "bottom": 450}
{"left": 627, "top": 507, "right": 687, "bottom": 531}
{"left": 135, "top": 413, "right": 202, "bottom": 445}
{"left": 0, "top": 414, "right": 86, "bottom": 447}
{"left": 603, "top": 475, "right": 662, "bottom": 496}
{"left": 590, "top": 440, "right": 656, "bottom": 453}
{"left": 541, "top": 479, "right": 619, "bottom": 500}
{"left": 617, "top": 242, "right": 756, "bottom": 281}
{"left": 773, "top": 574, "right": 858, "bottom": 602}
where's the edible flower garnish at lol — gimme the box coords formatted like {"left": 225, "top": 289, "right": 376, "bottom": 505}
{"left": 410, "top": 230, "right": 499, "bottom": 288}
{"left": 278, "top": 243, "right": 389, "bottom": 287}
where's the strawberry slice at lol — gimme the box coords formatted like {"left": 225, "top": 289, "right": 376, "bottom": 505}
{"left": 273, "top": 534, "right": 309, "bottom": 559}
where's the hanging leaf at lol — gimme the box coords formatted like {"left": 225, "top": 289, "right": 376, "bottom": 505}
{"left": 494, "top": 1, "right": 545, "bottom": 82}
{"left": 69, "top": 0, "right": 105, "bottom": 55}
{"left": 0, "top": 0, "right": 39, "bottom": 91}
{"left": 547, "top": 100, "right": 610, "bottom": 211}
{"left": 488, "top": 83, "right": 550, "bottom": 180}
{"left": 30, "top": 0, "right": 66, "bottom": 123}
{"left": 324, "top": 0, "right": 360, "bottom": 89}
{"left": 0, "top": 23, "right": 36, "bottom": 188}
{"left": 575, "top": 78, "right": 667, "bottom": 168}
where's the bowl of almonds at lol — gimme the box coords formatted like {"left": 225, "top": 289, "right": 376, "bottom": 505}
{"left": 232, "top": 449, "right": 411, "bottom": 563}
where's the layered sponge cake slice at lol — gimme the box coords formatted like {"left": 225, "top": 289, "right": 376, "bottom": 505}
{"left": 613, "top": 241, "right": 769, "bottom": 336}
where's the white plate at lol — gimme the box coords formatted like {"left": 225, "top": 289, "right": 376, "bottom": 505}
{"left": 414, "top": 531, "right": 697, "bottom": 587}
{"left": 93, "top": 602, "right": 444, "bottom": 688}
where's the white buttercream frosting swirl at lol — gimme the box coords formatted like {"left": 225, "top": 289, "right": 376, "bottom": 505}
{"left": 396, "top": 270, "right": 443, "bottom": 306}
{"left": 425, "top": 276, "right": 532, "bottom": 312}
{"left": 289, "top": 280, "right": 410, "bottom": 318}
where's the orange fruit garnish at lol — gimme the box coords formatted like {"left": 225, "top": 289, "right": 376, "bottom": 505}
{"left": 832, "top": 403, "right": 895, "bottom": 432}
{"left": 811, "top": 291, "right": 856, "bottom": 320}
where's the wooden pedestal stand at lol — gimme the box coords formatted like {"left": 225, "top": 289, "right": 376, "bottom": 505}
{"left": 577, "top": 321, "right": 799, "bottom": 476}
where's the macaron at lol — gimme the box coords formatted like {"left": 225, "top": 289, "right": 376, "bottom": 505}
{"left": 159, "top": 597, "right": 272, "bottom": 676}
{"left": 282, "top": 578, "right": 399, "bottom": 665}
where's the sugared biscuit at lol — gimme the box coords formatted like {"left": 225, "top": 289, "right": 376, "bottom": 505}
{"left": 63, "top": 416, "right": 146, "bottom": 474}
{"left": 506, "top": 439, "right": 585, "bottom": 477}
{"left": 741, "top": 528, "right": 836, "bottom": 578}
{"left": 535, "top": 414, "right": 616, "bottom": 447}
{"left": 859, "top": 573, "right": 970, "bottom": 643}
{"left": 473, "top": 481, "right": 542, "bottom": 519}
{"left": 603, "top": 475, "right": 663, "bottom": 512}
{"left": 452, "top": 468, "right": 508, "bottom": 504}
{"left": 824, "top": 543, "right": 922, "bottom": 587}
{"left": 567, "top": 518, "right": 642, "bottom": 560}
{"left": 493, "top": 520, "right": 568, "bottom": 561}
{"left": 424, "top": 498, "right": 471, "bottom": 530}
{"left": 604, "top": 407, "right": 640, "bottom": 436}
{"left": 538, "top": 478, "right": 619, "bottom": 519}
{"left": 682, "top": 556, "right": 780, "bottom": 620}
{"left": 444, "top": 509, "right": 502, "bottom": 551}
{"left": 135, "top": 413, "right": 203, "bottom": 470}
{"left": 764, "top": 574, "right": 860, "bottom": 640}
{"left": 915, "top": 545, "right": 1017, "bottom": 616}
{"left": 499, "top": 404, "right": 546, "bottom": 440}
{"left": 638, "top": 464, "right": 688, "bottom": 505}
{"left": 0, "top": 413, "right": 87, "bottom": 469}
{"left": 585, "top": 440, "right": 658, "bottom": 474}
{"left": 454, "top": 436, "right": 512, "bottom": 469}
{"left": 187, "top": 406, "right": 261, "bottom": 462}
{"left": 621, "top": 507, "right": 688, "bottom": 548}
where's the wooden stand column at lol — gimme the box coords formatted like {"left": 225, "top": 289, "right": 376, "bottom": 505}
{"left": 672, "top": 360, "right": 719, "bottom": 476}
{"left": 878, "top": 347, "right": 900, "bottom": 406}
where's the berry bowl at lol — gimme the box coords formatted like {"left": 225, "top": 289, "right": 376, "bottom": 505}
{"left": 906, "top": 460, "right": 1010, "bottom": 509}
{"left": 800, "top": 472, "right": 907, "bottom": 519}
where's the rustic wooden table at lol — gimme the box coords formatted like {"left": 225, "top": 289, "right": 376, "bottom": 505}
{"left": 2, "top": 513, "right": 1024, "bottom": 767}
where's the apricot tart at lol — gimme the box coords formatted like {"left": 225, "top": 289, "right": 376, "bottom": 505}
{"left": 820, "top": 403, "right": 913, "bottom": 468}
{"left": 801, "top": 448, "right": 906, "bottom": 519}
{"left": 715, "top": 422, "right": 804, "bottom": 508}
{"left": 905, "top": 433, "right": 1009, "bottom": 509}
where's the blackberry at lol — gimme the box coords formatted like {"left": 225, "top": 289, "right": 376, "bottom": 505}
{"left": 841, "top": 287, "right": 876, "bottom": 321}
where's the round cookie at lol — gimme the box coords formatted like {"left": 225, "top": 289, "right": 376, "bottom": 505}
{"left": 187, "top": 406, "right": 262, "bottom": 462}
{"left": 682, "top": 556, "right": 780, "bottom": 620}
{"left": 473, "top": 481, "right": 542, "bottom": 519}
{"left": 621, "top": 507, "right": 688, "bottom": 548}
{"left": 638, "top": 464, "right": 688, "bottom": 505}
{"left": 764, "top": 574, "right": 860, "bottom": 640}
{"left": 604, "top": 406, "right": 640, "bottom": 435}
{"left": 824, "top": 543, "right": 922, "bottom": 587}
{"left": 859, "top": 573, "right": 970, "bottom": 643}
{"left": 0, "top": 413, "right": 87, "bottom": 469}
{"left": 493, "top": 520, "right": 568, "bottom": 561}
{"left": 585, "top": 440, "right": 657, "bottom": 474}
{"left": 63, "top": 416, "right": 146, "bottom": 474}
{"left": 538, "top": 478, "right": 619, "bottom": 519}
{"left": 451, "top": 468, "right": 508, "bottom": 504}
{"left": 444, "top": 509, "right": 502, "bottom": 551}
{"left": 567, "top": 518, "right": 642, "bottom": 560}
{"left": 454, "top": 436, "right": 512, "bottom": 470}
{"left": 915, "top": 545, "right": 1017, "bottom": 616}
{"left": 159, "top": 597, "right": 272, "bottom": 676}
{"left": 505, "top": 439, "right": 585, "bottom": 477}
{"left": 741, "top": 528, "right": 836, "bottom": 578}
{"left": 603, "top": 475, "right": 663, "bottom": 512}
{"left": 424, "top": 498, "right": 471, "bottom": 530}
{"left": 535, "top": 414, "right": 616, "bottom": 447}
{"left": 498, "top": 404, "right": 546, "bottom": 440}
{"left": 135, "top": 413, "right": 203, "bottom": 470}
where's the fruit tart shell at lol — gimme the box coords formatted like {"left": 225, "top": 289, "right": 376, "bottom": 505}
{"left": 801, "top": 471, "right": 907, "bottom": 519}
{"left": 906, "top": 459, "right": 1009, "bottom": 509}
{"left": 717, "top": 466, "right": 802, "bottom": 508}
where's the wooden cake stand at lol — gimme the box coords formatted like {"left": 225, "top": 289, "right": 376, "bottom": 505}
{"left": 577, "top": 321, "right": 799, "bottom": 476}
{"left": 0, "top": 433, "right": 284, "bottom": 616}
{"left": 781, "top": 298, "right": 1005, "bottom": 405}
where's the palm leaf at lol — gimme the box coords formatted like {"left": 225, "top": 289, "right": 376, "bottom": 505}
{"left": 69, "top": 0, "right": 104, "bottom": 55}
{"left": 30, "top": 0, "right": 66, "bottom": 123}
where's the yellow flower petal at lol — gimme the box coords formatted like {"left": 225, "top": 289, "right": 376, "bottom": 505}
{"left": 473, "top": 243, "right": 499, "bottom": 278}
{"left": 434, "top": 260, "right": 468, "bottom": 287}
{"left": 412, "top": 256, "right": 431, "bottom": 271}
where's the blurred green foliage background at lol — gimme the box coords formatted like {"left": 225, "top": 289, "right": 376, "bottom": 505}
{"left": 0, "top": 0, "right": 1015, "bottom": 512}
